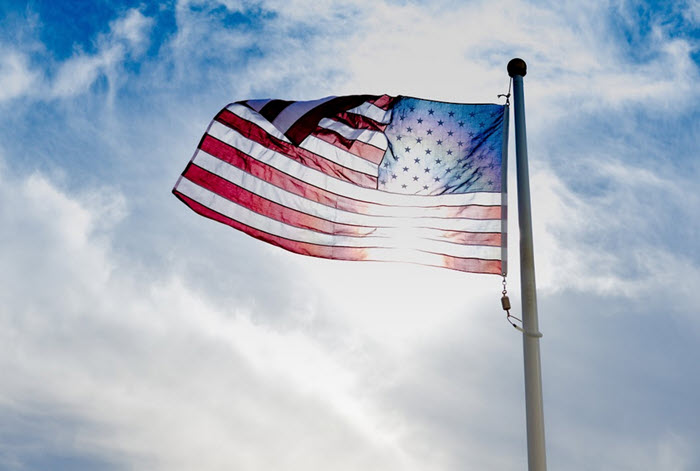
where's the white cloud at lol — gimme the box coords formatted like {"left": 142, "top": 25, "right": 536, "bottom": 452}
{"left": 0, "top": 163, "right": 441, "bottom": 470}
{"left": 336, "top": 0, "right": 700, "bottom": 114}
{"left": 682, "top": 0, "right": 700, "bottom": 23}
{"left": 51, "top": 46, "right": 124, "bottom": 98}
{"left": 0, "top": 49, "right": 41, "bottom": 102}
{"left": 51, "top": 8, "right": 153, "bottom": 100}
{"left": 526, "top": 160, "right": 700, "bottom": 303}
{"left": 0, "top": 8, "right": 153, "bottom": 102}
{"left": 110, "top": 8, "right": 153, "bottom": 53}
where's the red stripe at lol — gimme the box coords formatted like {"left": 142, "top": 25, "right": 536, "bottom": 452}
{"left": 184, "top": 164, "right": 369, "bottom": 237}
{"left": 174, "top": 191, "right": 502, "bottom": 275}
{"left": 198, "top": 134, "right": 501, "bottom": 221}
{"left": 333, "top": 112, "right": 387, "bottom": 132}
{"left": 442, "top": 255, "right": 502, "bottom": 275}
{"left": 438, "top": 230, "right": 500, "bottom": 246}
{"left": 183, "top": 164, "right": 501, "bottom": 247}
{"left": 368, "top": 94, "right": 396, "bottom": 110}
{"left": 285, "top": 95, "right": 379, "bottom": 145}
{"left": 215, "top": 109, "right": 377, "bottom": 188}
{"left": 312, "top": 127, "right": 385, "bottom": 165}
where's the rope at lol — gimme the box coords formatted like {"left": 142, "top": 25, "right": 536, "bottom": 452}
{"left": 500, "top": 275, "right": 542, "bottom": 338}
{"left": 498, "top": 78, "right": 512, "bottom": 106}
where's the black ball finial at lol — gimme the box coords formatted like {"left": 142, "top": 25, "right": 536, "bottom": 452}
{"left": 507, "top": 58, "right": 527, "bottom": 77}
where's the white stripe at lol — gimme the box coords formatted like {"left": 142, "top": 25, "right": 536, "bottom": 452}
{"left": 318, "top": 118, "right": 388, "bottom": 149}
{"left": 346, "top": 102, "right": 392, "bottom": 124}
{"left": 244, "top": 99, "right": 271, "bottom": 112}
{"left": 207, "top": 119, "right": 501, "bottom": 207}
{"left": 176, "top": 177, "right": 501, "bottom": 260}
{"left": 363, "top": 248, "right": 464, "bottom": 267}
{"left": 272, "top": 96, "right": 336, "bottom": 133}
{"left": 226, "top": 104, "right": 291, "bottom": 143}
{"left": 299, "top": 135, "right": 379, "bottom": 176}
{"left": 192, "top": 150, "right": 500, "bottom": 233}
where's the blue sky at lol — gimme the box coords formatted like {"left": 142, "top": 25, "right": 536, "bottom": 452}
{"left": 1, "top": 1, "right": 699, "bottom": 470}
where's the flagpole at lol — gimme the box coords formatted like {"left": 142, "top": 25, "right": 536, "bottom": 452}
{"left": 508, "top": 58, "right": 547, "bottom": 471}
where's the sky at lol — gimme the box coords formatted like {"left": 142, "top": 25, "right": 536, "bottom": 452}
{"left": 0, "top": 0, "right": 699, "bottom": 470}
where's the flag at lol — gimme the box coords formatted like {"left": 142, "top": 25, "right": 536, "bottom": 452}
{"left": 173, "top": 94, "right": 508, "bottom": 275}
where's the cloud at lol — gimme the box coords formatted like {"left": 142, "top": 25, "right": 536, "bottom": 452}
{"left": 0, "top": 162, "right": 441, "bottom": 471}
{"left": 50, "top": 9, "right": 153, "bottom": 100}
{"left": 110, "top": 8, "right": 154, "bottom": 53}
{"left": 528, "top": 164, "right": 699, "bottom": 296}
{"left": 0, "top": 8, "right": 153, "bottom": 104}
{"left": 683, "top": 0, "right": 700, "bottom": 23}
{"left": 0, "top": 49, "right": 41, "bottom": 102}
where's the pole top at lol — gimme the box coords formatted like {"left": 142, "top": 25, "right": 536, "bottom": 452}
{"left": 507, "top": 58, "right": 527, "bottom": 77}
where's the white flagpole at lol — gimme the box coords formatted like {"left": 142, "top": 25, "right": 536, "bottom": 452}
{"left": 508, "top": 58, "right": 547, "bottom": 471}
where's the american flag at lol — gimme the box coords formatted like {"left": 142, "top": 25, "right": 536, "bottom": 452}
{"left": 173, "top": 94, "right": 508, "bottom": 275}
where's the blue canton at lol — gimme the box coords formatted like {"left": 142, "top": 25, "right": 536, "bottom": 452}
{"left": 379, "top": 97, "right": 506, "bottom": 195}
